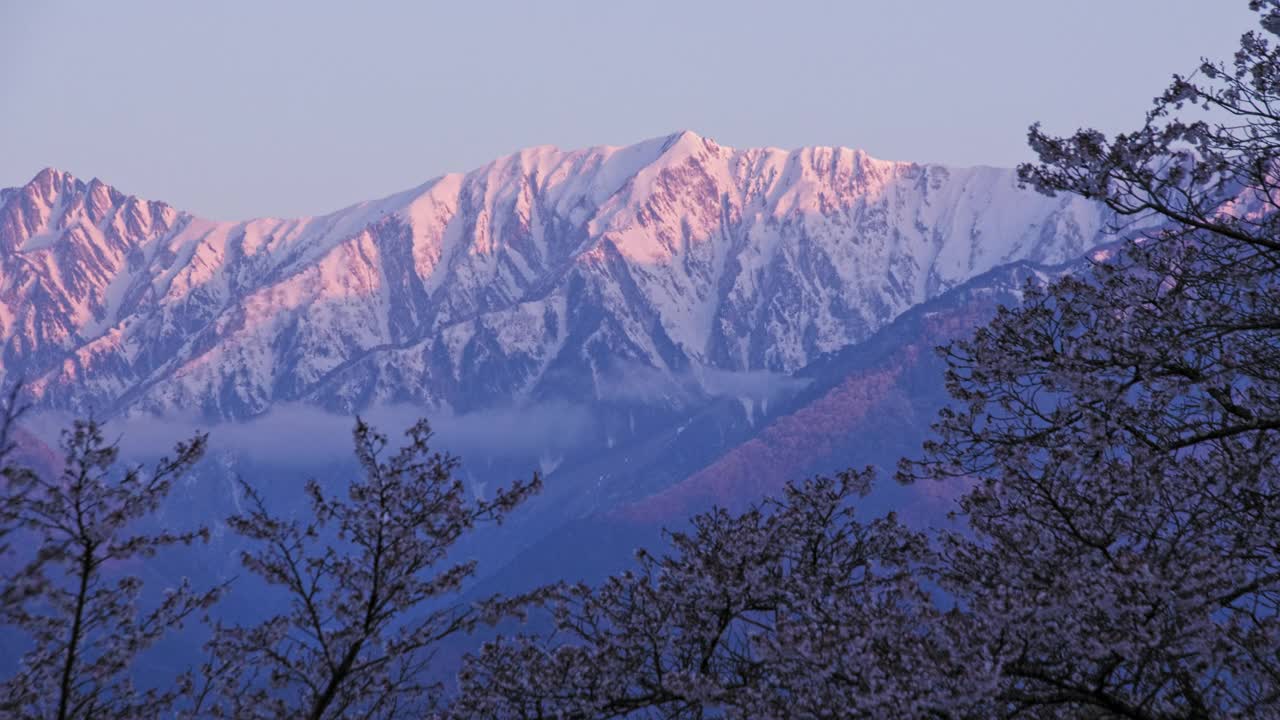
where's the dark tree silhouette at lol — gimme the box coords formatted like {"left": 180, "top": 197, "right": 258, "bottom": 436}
{"left": 190, "top": 418, "right": 542, "bottom": 720}
{"left": 0, "top": 419, "right": 218, "bottom": 720}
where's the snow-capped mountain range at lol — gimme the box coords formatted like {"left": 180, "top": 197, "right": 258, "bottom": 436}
{"left": 0, "top": 131, "right": 1109, "bottom": 420}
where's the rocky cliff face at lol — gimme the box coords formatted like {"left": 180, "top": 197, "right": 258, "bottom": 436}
{"left": 0, "top": 132, "right": 1108, "bottom": 420}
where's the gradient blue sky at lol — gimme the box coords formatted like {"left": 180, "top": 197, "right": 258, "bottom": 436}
{"left": 1, "top": 1, "right": 1257, "bottom": 220}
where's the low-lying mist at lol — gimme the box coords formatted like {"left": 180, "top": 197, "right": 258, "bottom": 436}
{"left": 25, "top": 400, "right": 597, "bottom": 464}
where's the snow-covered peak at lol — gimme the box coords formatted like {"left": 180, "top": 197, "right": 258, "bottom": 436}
{"left": 655, "top": 129, "right": 718, "bottom": 159}
{"left": 2, "top": 167, "right": 177, "bottom": 253}
{"left": 27, "top": 166, "right": 76, "bottom": 200}
{"left": 8, "top": 167, "right": 80, "bottom": 240}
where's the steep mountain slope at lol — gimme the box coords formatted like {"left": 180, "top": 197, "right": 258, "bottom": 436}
{"left": 467, "top": 254, "right": 1094, "bottom": 594}
{"left": 0, "top": 132, "right": 1108, "bottom": 422}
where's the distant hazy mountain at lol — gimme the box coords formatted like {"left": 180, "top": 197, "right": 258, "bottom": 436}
{"left": 0, "top": 132, "right": 1107, "bottom": 425}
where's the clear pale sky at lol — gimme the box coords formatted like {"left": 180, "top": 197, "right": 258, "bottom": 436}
{"left": 0, "top": 1, "right": 1257, "bottom": 221}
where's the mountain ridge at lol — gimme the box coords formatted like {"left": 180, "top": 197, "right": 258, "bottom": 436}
{"left": 0, "top": 132, "right": 1110, "bottom": 426}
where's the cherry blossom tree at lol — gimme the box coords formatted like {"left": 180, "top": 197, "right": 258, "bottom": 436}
{"left": 188, "top": 418, "right": 542, "bottom": 720}
{"left": 898, "top": 1, "right": 1280, "bottom": 714}
{"left": 0, "top": 419, "right": 218, "bottom": 720}
{"left": 452, "top": 471, "right": 996, "bottom": 719}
